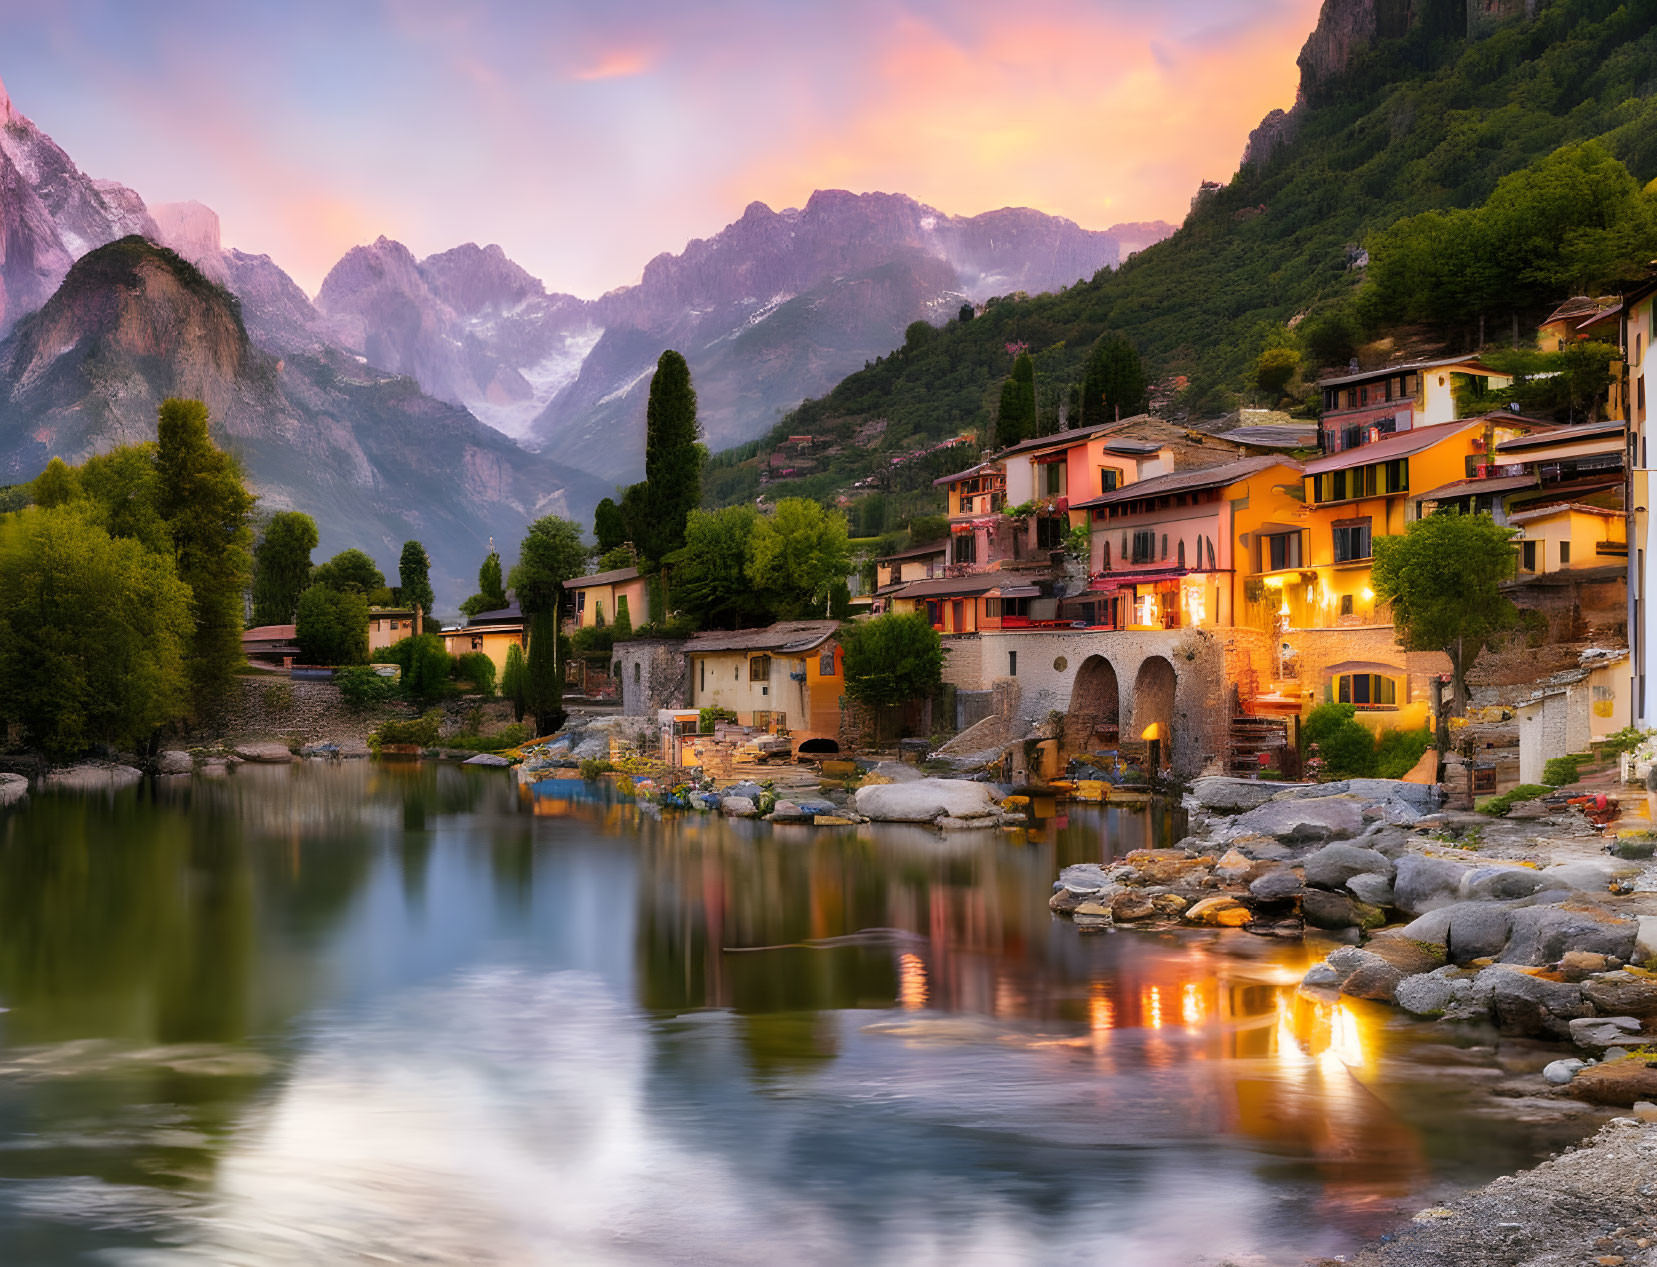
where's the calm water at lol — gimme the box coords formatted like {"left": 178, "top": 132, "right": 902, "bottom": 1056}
{"left": 0, "top": 764, "right": 1593, "bottom": 1265}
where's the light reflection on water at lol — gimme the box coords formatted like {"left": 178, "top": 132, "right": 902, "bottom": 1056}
{"left": 0, "top": 764, "right": 1596, "bottom": 1265}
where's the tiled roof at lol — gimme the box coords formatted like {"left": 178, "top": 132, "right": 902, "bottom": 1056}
{"left": 890, "top": 574, "right": 1009, "bottom": 600}
{"left": 465, "top": 602, "right": 523, "bottom": 626}
{"left": 1495, "top": 420, "right": 1626, "bottom": 452}
{"left": 1219, "top": 423, "right": 1319, "bottom": 449}
{"left": 875, "top": 540, "right": 949, "bottom": 562}
{"left": 932, "top": 460, "right": 1002, "bottom": 487}
{"left": 1070, "top": 456, "right": 1291, "bottom": 510}
{"left": 563, "top": 566, "right": 642, "bottom": 588}
{"left": 1317, "top": 356, "right": 1503, "bottom": 389}
{"left": 1413, "top": 473, "right": 1537, "bottom": 501}
{"left": 1507, "top": 502, "right": 1623, "bottom": 524}
{"left": 243, "top": 624, "right": 296, "bottom": 641}
{"left": 1300, "top": 421, "right": 1479, "bottom": 475}
{"left": 683, "top": 621, "right": 839, "bottom": 654}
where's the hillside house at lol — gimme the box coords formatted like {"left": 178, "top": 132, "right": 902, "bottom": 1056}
{"left": 1317, "top": 356, "right": 1513, "bottom": 455}
{"left": 368, "top": 606, "right": 419, "bottom": 654}
{"left": 441, "top": 603, "right": 526, "bottom": 677}
{"left": 563, "top": 566, "right": 646, "bottom": 632}
{"left": 871, "top": 540, "right": 948, "bottom": 613}
{"left": 1623, "top": 278, "right": 1656, "bottom": 723}
{"left": 685, "top": 622, "right": 843, "bottom": 745}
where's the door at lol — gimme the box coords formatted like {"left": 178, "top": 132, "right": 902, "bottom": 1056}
{"left": 951, "top": 599, "right": 965, "bottom": 632}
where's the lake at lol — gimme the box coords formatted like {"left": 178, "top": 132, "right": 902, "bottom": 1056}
{"left": 0, "top": 762, "right": 1593, "bottom": 1264}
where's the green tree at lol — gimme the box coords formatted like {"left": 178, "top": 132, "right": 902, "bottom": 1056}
{"left": 294, "top": 585, "right": 369, "bottom": 666}
{"left": 508, "top": 517, "right": 589, "bottom": 617}
{"left": 671, "top": 505, "right": 771, "bottom": 630}
{"left": 0, "top": 505, "right": 191, "bottom": 758}
{"left": 1301, "top": 703, "right": 1376, "bottom": 779}
{"left": 746, "top": 498, "right": 852, "bottom": 620}
{"left": 398, "top": 540, "right": 435, "bottom": 619}
{"left": 460, "top": 550, "right": 508, "bottom": 616}
{"left": 619, "top": 482, "right": 650, "bottom": 554}
{"left": 524, "top": 610, "right": 563, "bottom": 735}
{"left": 996, "top": 353, "right": 1037, "bottom": 447}
{"left": 454, "top": 650, "right": 496, "bottom": 696}
{"left": 398, "top": 634, "right": 452, "bottom": 702}
{"left": 1254, "top": 347, "right": 1300, "bottom": 399}
{"left": 840, "top": 612, "right": 943, "bottom": 708}
{"left": 906, "top": 514, "right": 948, "bottom": 544}
{"left": 958, "top": 303, "right": 974, "bottom": 323}
{"left": 501, "top": 642, "right": 529, "bottom": 722}
{"left": 251, "top": 512, "right": 319, "bottom": 626}
{"left": 312, "top": 548, "right": 385, "bottom": 596}
{"left": 640, "top": 350, "right": 704, "bottom": 561}
{"left": 1080, "top": 333, "right": 1147, "bottom": 426}
{"left": 1371, "top": 510, "right": 1517, "bottom": 712}
{"left": 30, "top": 457, "right": 81, "bottom": 507}
{"left": 154, "top": 398, "right": 254, "bottom": 713}
{"left": 593, "top": 497, "right": 628, "bottom": 553}
{"left": 74, "top": 446, "right": 170, "bottom": 554}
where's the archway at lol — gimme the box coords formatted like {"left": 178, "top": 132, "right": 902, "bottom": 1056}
{"left": 1065, "top": 655, "right": 1120, "bottom": 753}
{"left": 1132, "top": 656, "right": 1177, "bottom": 769}
{"left": 797, "top": 737, "right": 840, "bottom": 755}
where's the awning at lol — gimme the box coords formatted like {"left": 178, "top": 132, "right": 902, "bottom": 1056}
{"left": 1324, "top": 660, "right": 1405, "bottom": 676}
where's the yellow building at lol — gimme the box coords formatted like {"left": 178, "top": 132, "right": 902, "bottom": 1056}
{"left": 368, "top": 606, "right": 419, "bottom": 654}
{"left": 1510, "top": 503, "right": 1626, "bottom": 574}
{"left": 441, "top": 604, "right": 526, "bottom": 677}
{"left": 685, "top": 621, "right": 843, "bottom": 744}
{"left": 562, "top": 566, "right": 646, "bottom": 631}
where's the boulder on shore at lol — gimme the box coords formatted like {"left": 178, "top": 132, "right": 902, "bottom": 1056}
{"left": 1230, "top": 797, "right": 1364, "bottom": 843}
{"left": 1392, "top": 854, "right": 1472, "bottom": 916}
{"left": 156, "top": 750, "right": 194, "bottom": 776}
{"left": 1399, "top": 902, "right": 1515, "bottom": 965}
{"left": 1488, "top": 969, "right": 1590, "bottom": 1039}
{"left": 44, "top": 763, "right": 143, "bottom": 792}
{"left": 854, "top": 779, "right": 999, "bottom": 824}
{"left": 462, "top": 753, "right": 513, "bottom": 767}
{"left": 1303, "top": 840, "right": 1394, "bottom": 890}
{"left": 233, "top": 742, "right": 295, "bottom": 764}
{"left": 1498, "top": 902, "right": 1638, "bottom": 966}
{"left": 0, "top": 772, "right": 27, "bottom": 806}
{"left": 1187, "top": 776, "right": 1308, "bottom": 814}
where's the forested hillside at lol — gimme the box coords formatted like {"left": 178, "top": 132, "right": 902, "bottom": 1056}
{"left": 706, "top": 0, "right": 1657, "bottom": 512}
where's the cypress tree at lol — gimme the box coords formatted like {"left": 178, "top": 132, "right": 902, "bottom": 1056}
{"left": 524, "top": 609, "right": 563, "bottom": 736}
{"left": 641, "top": 350, "right": 703, "bottom": 561}
{"left": 154, "top": 398, "right": 254, "bottom": 714}
{"left": 593, "top": 497, "right": 627, "bottom": 553}
{"left": 398, "top": 540, "right": 435, "bottom": 619}
{"left": 996, "top": 353, "right": 1037, "bottom": 447}
{"left": 1081, "top": 334, "right": 1148, "bottom": 427}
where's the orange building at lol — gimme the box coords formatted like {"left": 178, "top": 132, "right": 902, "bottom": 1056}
{"left": 563, "top": 566, "right": 647, "bottom": 631}
{"left": 685, "top": 621, "right": 843, "bottom": 744}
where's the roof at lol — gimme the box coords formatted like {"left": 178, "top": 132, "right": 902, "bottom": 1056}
{"left": 683, "top": 621, "right": 839, "bottom": 654}
{"left": 1413, "top": 473, "right": 1538, "bottom": 502}
{"left": 563, "top": 565, "right": 641, "bottom": 589}
{"left": 1495, "top": 420, "right": 1626, "bottom": 453}
{"left": 1544, "top": 295, "right": 1617, "bottom": 325}
{"left": 1219, "top": 423, "right": 1320, "bottom": 449}
{"left": 1070, "top": 456, "right": 1291, "bottom": 510}
{"left": 932, "top": 460, "right": 1002, "bottom": 488}
{"left": 465, "top": 602, "right": 523, "bottom": 626}
{"left": 1301, "top": 420, "right": 1479, "bottom": 475}
{"left": 368, "top": 606, "right": 416, "bottom": 618}
{"left": 1507, "top": 502, "right": 1624, "bottom": 525}
{"left": 875, "top": 540, "right": 949, "bottom": 562}
{"left": 1324, "top": 660, "right": 1405, "bottom": 676}
{"left": 994, "top": 420, "right": 1124, "bottom": 460}
{"left": 890, "top": 574, "right": 1008, "bottom": 600}
{"left": 1317, "top": 355, "right": 1504, "bottom": 389}
{"left": 1101, "top": 438, "right": 1163, "bottom": 455}
{"left": 243, "top": 624, "right": 296, "bottom": 642}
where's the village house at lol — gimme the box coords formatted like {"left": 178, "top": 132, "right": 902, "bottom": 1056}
{"left": 562, "top": 566, "right": 646, "bottom": 632}
{"left": 367, "top": 606, "right": 419, "bottom": 654}
{"left": 1316, "top": 355, "right": 1513, "bottom": 455}
{"left": 242, "top": 624, "right": 298, "bottom": 669}
{"left": 870, "top": 539, "right": 948, "bottom": 614}
{"left": 441, "top": 602, "right": 526, "bottom": 677}
{"left": 684, "top": 621, "right": 843, "bottom": 746}
{"left": 1538, "top": 294, "right": 1622, "bottom": 354}
{"left": 1623, "top": 277, "right": 1656, "bottom": 722}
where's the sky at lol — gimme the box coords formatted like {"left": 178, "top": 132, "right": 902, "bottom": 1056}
{"left": 1, "top": 0, "right": 1323, "bottom": 299}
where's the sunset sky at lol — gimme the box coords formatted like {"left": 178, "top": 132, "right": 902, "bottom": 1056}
{"left": 4, "top": 0, "right": 1323, "bottom": 298}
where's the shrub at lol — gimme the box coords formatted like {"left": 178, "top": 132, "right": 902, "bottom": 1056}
{"left": 571, "top": 624, "right": 614, "bottom": 657}
{"left": 501, "top": 642, "right": 528, "bottom": 722}
{"left": 579, "top": 758, "right": 614, "bottom": 780}
{"left": 453, "top": 650, "right": 497, "bottom": 696}
{"left": 699, "top": 706, "right": 737, "bottom": 733}
{"left": 1478, "top": 783, "right": 1554, "bottom": 816}
{"left": 1374, "top": 727, "right": 1434, "bottom": 780}
{"left": 1301, "top": 703, "right": 1375, "bottom": 779}
{"left": 1600, "top": 726, "right": 1649, "bottom": 757}
{"left": 370, "top": 709, "right": 443, "bottom": 749}
{"left": 1541, "top": 755, "right": 1581, "bottom": 787}
{"left": 443, "top": 724, "right": 529, "bottom": 752}
{"left": 336, "top": 665, "right": 397, "bottom": 711}
{"left": 294, "top": 584, "right": 369, "bottom": 665}
{"left": 401, "top": 634, "right": 453, "bottom": 703}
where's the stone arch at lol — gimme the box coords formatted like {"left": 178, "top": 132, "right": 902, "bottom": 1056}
{"left": 1130, "top": 655, "right": 1177, "bottom": 768}
{"left": 1064, "top": 655, "right": 1120, "bottom": 752}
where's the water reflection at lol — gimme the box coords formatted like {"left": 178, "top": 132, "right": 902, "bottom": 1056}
{"left": 0, "top": 765, "right": 1601, "bottom": 1265}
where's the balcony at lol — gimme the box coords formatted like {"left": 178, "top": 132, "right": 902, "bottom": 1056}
{"left": 1596, "top": 541, "right": 1629, "bottom": 557}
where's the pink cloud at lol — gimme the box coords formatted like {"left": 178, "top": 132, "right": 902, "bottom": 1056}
{"left": 571, "top": 46, "right": 659, "bottom": 82}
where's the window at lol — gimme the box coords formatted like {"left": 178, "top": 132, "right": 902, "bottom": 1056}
{"left": 1099, "top": 467, "right": 1120, "bottom": 493}
{"left": 753, "top": 710, "right": 770, "bottom": 730}
{"left": 1131, "top": 530, "right": 1157, "bottom": 563}
{"left": 1160, "top": 534, "right": 1169, "bottom": 560}
{"left": 1101, "top": 540, "right": 1112, "bottom": 570}
{"left": 576, "top": 591, "right": 586, "bottom": 614}
{"left": 1337, "top": 674, "right": 1398, "bottom": 708}
{"left": 926, "top": 599, "right": 942, "bottom": 626}
{"left": 634, "top": 662, "right": 641, "bottom": 684}
{"left": 700, "top": 659, "right": 705, "bottom": 691}
{"left": 1333, "top": 522, "right": 1372, "bottom": 562}
{"left": 1520, "top": 540, "right": 1538, "bottom": 571}
{"left": 1177, "top": 539, "right": 1185, "bottom": 568}
{"left": 952, "top": 534, "right": 977, "bottom": 565}
{"left": 819, "top": 648, "right": 836, "bottom": 676}
{"left": 750, "top": 655, "right": 771, "bottom": 682}
{"left": 1008, "top": 650, "right": 1018, "bottom": 676}
{"left": 1331, "top": 470, "right": 1348, "bottom": 500}
{"left": 1265, "top": 532, "right": 1301, "bottom": 571}
{"left": 890, "top": 562, "right": 903, "bottom": 583}
{"left": 1385, "top": 459, "right": 1408, "bottom": 493}
{"left": 1041, "top": 462, "right": 1066, "bottom": 495}
{"left": 1559, "top": 541, "right": 1571, "bottom": 565}
{"left": 1036, "top": 515, "right": 1067, "bottom": 549}
{"left": 1341, "top": 424, "right": 1363, "bottom": 451}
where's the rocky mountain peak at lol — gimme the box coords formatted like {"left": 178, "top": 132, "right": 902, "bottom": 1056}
{"left": 0, "top": 72, "right": 14, "bottom": 126}
{"left": 151, "top": 200, "right": 228, "bottom": 284}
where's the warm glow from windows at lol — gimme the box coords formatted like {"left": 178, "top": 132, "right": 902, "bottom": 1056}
{"left": 897, "top": 953, "right": 929, "bottom": 1011}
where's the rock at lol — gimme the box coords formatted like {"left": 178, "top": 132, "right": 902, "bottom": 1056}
{"left": 1248, "top": 868, "right": 1304, "bottom": 902}
{"left": 1149, "top": 893, "right": 1189, "bottom": 917}
{"left": 1395, "top": 969, "right": 1461, "bottom": 1017}
{"left": 44, "top": 763, "right": 143, "bottom": 791}
{"left": 1399, "top": 902, "right": 1515, "bottom": 965}
{"left": 1232, "top": 797, "right": 1365, "bottom": 843}
{"left": 1110, "top": 892, "right": 1158, "bottom": 922}
{"left": 1345, "top": 871, "right": 1395, "bottom": 907}
{"left": 1187, "top": 776, "right": 1308, "bottom": 813}
{"left": 1569, "top": 1015, "right": 1644, "bottom": 1053}
{"left": 1072, "top": 900, "right": 1113, "bottom": 919}
{"left": 1050, "top": 888, "right": 1090, "bottom": 913}
{"left": 1638, "top": 916, "right": 1657, "bottom": 962}
{"left": 1499, "top": 903, "right": 1639, "bottom": 966}
{"left": 1303, "top": 841, "right": 1395, "bottom": 890}
{"left": 869, "top": 762, "right": 925, "bottom": 784}
{"left": 720, "top": 796, "right": 758, "bottom": 817}
{"left": 197, "top": 761, "right": 229, "bottom": 780}
{"left": 768, "top": 800, "right": 808, "bottom": 821}
{"left": 727, "top": 780, "right": 765, "bottom": 800}
{"left": 1489, "top": 971, "right": 1590, "bottom": 1039}
{"left": 0, "top": 772, "right": 26, "bottom": 806}
{"left": 813, "top": 815, "right": 855, "bottom": 827}
{"left": 1393, "top": 855, "right": 1473, "bottom": 916}
{"left": 300, "top": 741, "right": 339, "bottom": 758}
{"left": 1581, "top": 971, "right": 1657, "bottom": 1019}
{"left": 156, "top": 750, "right": 194, "bottom": 775}
{"left": 1569, "top": 1058, "right": 1657, "bottom": 1107}
{"left": 1302, "top": 961, "right": 1344, "bottom": 988}
{"left": 1611, "top": 836, "right": 1657, "bottom": 860}
{"left": 1123, "top": 849, "right": 1214, "bottom": 886}
{"left": 462, "top": 753, "right": 512, "bottom": 767}
{"left": 797, "top": 800, "right": 838, "bottom": 816}
{"left": 937, "top": 815, "right": 1000, "bottom": 831}
{"left": 854, "top": 778, "right": 998, "bottom": 823}
{"left": 1559, "top": 950, "right": 1613, "bottom": 981}
{"left": 1303, "top": 889, "right": 1384, "bottom": 931}
{"left": 1214, "top": 848, "right": 1254, "bottom": 882}
{"left": 1337, "top": 951, "right": 1407, "bottom": 1001}
{"left": 1184, "top": 896, "right": 1252, "bottom": 927}
{"left": 232, "top": 742, "right": 294, "bottom": 764}
{"left": 1460, "top": 864, "right": 1567, "bottom": 902}
{"left": 1056, "top": 863, "right": 1114, "bottom": 894}
{"left": 1542, "top": 1058, "right": 1587, "bottom": 1085}
{"left": 1539, "top": 860, "right": 1638, "bottom": 893}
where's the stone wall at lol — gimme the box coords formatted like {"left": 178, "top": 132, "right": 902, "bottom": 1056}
{"left": 208, "top": 675, "right": 379, "bottom": 745}
{"left": 615, "top": 639, "right": 690, "bottom": 717}
{"left": 1289, "top": 625, "right": 1450, "bottom": 713}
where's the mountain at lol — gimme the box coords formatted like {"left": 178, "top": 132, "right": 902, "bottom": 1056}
{"left": 314, "top": 193, "right": 1172, "bottom": 482}
{"left": 0, "top": 73, "right": 155, "bottom": 333}
{"left": 0, "top": 238, "right": 598, "bottom": 605}
{"left": 703, "top": 0, "right": 1657, "bottom": 506}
